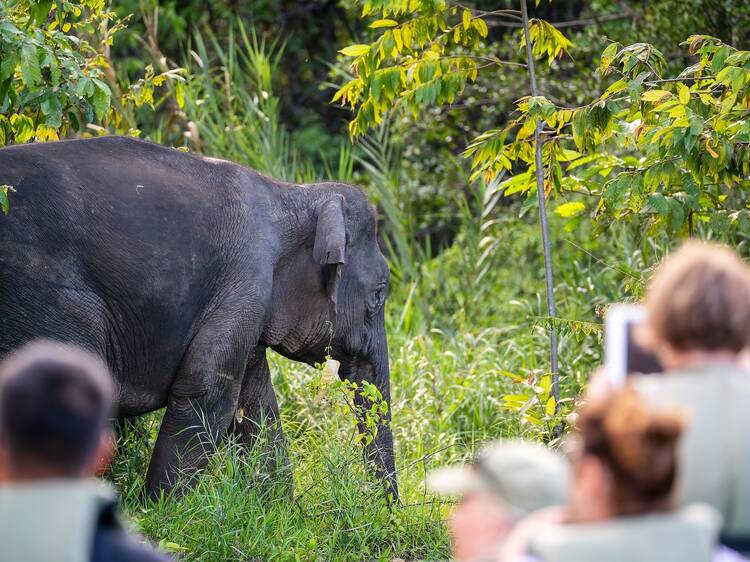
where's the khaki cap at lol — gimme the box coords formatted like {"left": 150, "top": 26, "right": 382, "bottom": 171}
{"left": 428, "top": 440, "right": 570, "bottom": 518}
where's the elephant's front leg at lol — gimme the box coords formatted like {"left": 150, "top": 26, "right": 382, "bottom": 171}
{"left": 229, "top": 347, "right": 289, "bottom": 475}
{"left": 144, "top": 319, "right": 250, "bottom": 499}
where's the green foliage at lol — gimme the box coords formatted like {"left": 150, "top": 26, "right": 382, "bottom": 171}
{"left": 483, "top": 34, "right": 750, "bottom": 237}
{"left": 585, "top": 35, "right": 750, "bottom": 235}
{"left": 520, "top": 17, "right": 572, "bottom": 64}
{"left": 334, "top": 1, "right": 750, "bottom": 243}
{"left": 181, "top": 22, "right": 353, "bottom": 183}
{"left": 0, "top": 0, "right": 117, "bottom": 143}
{"left": 333, "top": 1, "right": 518, "bottom": 137}
{"left": 0, "top": 0, "right": 184, "bottom": 145}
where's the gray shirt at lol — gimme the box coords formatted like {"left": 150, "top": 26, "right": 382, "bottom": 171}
{"left": 634, "top": 364, "right": 750, "bottom": 539}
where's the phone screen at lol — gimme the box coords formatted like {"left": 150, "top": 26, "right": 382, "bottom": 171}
{"left": 605, "top": 305, "right": 663, "bottom": 384}
{"left": 624, "top": 321, "right": 662, "bottom": 376}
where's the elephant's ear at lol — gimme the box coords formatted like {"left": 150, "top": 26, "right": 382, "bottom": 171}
{"left": 313, "top": 196, "right": 346, "bottom": 321}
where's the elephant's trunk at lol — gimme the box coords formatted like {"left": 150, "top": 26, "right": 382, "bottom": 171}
{"left": 353, "top": 345, "right": 397, "bottom": 502}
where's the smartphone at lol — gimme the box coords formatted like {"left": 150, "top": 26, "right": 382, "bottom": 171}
{"left": 604, "top": 304, "right": 663, "bottom": 385}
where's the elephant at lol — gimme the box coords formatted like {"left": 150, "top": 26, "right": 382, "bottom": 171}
{"left": 0, "top": 136, "right": 396, "bottom": 500}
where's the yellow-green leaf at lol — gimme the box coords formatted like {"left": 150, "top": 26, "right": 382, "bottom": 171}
{"left": 641, "top": 89, "right": 671, "bottom": 103}
{"left": 339, "top": 44, "right": 371, "bottom": 57}
{"left": 370, "top": 19, "right": 398, "bottom": 29}
{"left": 558, "top": 148, "right": 582, "bottom": 162}
{"left": 472, "top": 18, "right": 489, "bottom": 38}
{"left": 600, "top": 78, "right": 627, "bottom": 100}
{"left": 545, "top": 396, "right": 556, "bottom": 416}
{"left": 462, "top": 9, "right": 471, "bottom": 30}
{"left": 175, "top": 81, "right": 185, "bottom": 109}
{"left": 677, "top": 83, "right": 690, "bottom": 105}
{"left": 160, "top": 541, "right": 188, "bottom": 553}
{"left": 555, "top": 201, "right": 585, "bottom": 217}
{"left": 10, "top": 114, "right": 34, "bottom": 143}
{"left": 539, "top": 374, "right": 552, "bottom": 397}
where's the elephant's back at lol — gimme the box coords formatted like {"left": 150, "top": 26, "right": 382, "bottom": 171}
{"left": 0, "top": 136, "right": 272, "bottom": 273}
{"left": 0, "top": 137, "right": 275, "bottom": 395}
{"left": 0, "top": 136, "right": 251, "bottom": 218}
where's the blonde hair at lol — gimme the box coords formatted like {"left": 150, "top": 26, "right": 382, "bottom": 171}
{"left": 643, "top": 241, "right": 750, "bottom": 353}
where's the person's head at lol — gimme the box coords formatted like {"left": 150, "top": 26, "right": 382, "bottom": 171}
{"left": 428, "top": 441, "right": 569, "bottom": 562}
{"left": 568, "top": 386, "right": 684, "bottom": 523}
{"left": 642, "top": 241, "right": 750, "bottom": 370}
{"left": 0, "top": 340, "right": 115, "bottom": 482}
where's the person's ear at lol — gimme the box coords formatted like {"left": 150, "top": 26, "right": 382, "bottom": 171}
{"left": 87, "top": 430, "right": 115, "bottom": 477}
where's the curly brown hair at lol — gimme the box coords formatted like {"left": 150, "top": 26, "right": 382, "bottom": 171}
{"left": 576, "top": 387, "right": 685, "bottom": 516}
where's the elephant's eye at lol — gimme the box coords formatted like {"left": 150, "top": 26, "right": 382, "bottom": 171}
{"left": 367, "top": 284, "right": 387, "bottom": 314}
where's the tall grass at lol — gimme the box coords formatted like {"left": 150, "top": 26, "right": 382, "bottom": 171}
{"left": 182, "top": 21, "right": 353, "bottom": 185}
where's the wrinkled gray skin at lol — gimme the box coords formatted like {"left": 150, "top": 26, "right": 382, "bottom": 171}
{"left": 0, "top": 136, "right": 396, "bottom": 500}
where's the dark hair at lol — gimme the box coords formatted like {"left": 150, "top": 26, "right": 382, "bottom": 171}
{"left": 0, "top": 341, "right": 114, "bottom": 476}
{"left": 576, "top": 386, "right": 684, "bottom": 517}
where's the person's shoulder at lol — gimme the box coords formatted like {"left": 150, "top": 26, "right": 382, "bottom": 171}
{"left": 92, "top": 526, "right": 172, "bottom": 562}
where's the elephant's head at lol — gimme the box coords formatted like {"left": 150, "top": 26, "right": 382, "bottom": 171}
{"left": 267, "top": 183, "right": 396, "bottom": 499}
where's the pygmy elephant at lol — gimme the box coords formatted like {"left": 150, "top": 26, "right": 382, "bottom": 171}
{"left": 0, "top": 136, "right": 396, "bottom": 499}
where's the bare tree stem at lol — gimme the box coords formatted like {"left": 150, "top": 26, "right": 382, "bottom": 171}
{"left": 520, "top": 0, "right": 559, "bottom": 402}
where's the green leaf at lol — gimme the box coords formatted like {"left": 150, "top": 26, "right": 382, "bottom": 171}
{"left": 0, "top": 77, "right": 11, "bottom": 107}
{"left": 30, "top": 0, "right": 53, "bottom": 24}
{"left": 0, "top": 185, "right": 12, "bottom": 215}
{"left": 370, "top": 19, "right": 398, "bottom": 29}
{"left": 0, "top": 49, "right": 17, "bottom": 81}
{"left": 92, "top": 81, "right": 111, "bottom": 121}
{"left": 648, "top": 193, "right": 670, "bottom": 216}
{"left": 339, "top": 44, "right": 371, "bottom": 57}
{"left": 600, "top": 78, "right": 627, "bottom": 100}
{"left": 91, "top": 78, "right": 111, "bottom": 97}
{"left": 20, "top": 45, "right": 41, "bottom": 87}
{"left": 41, "top": 95, "right": 62, "bottom": 128}
{"left": 571, "top": 109, "right": 586, "bottom": 150}
{"left": 67, "top": 110, "right": 80, "bottom": 133}
{"left": 555, "top": 201, "right": 585, "bottom": 217}
{"left": 711, "top": 46, "right": 730, "bottom": 73}
{"left": 600, "top": 42, "right": 618, "bottom": 72}
{"left": 668, "top": 197, "right": 685, "bottom": 229}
